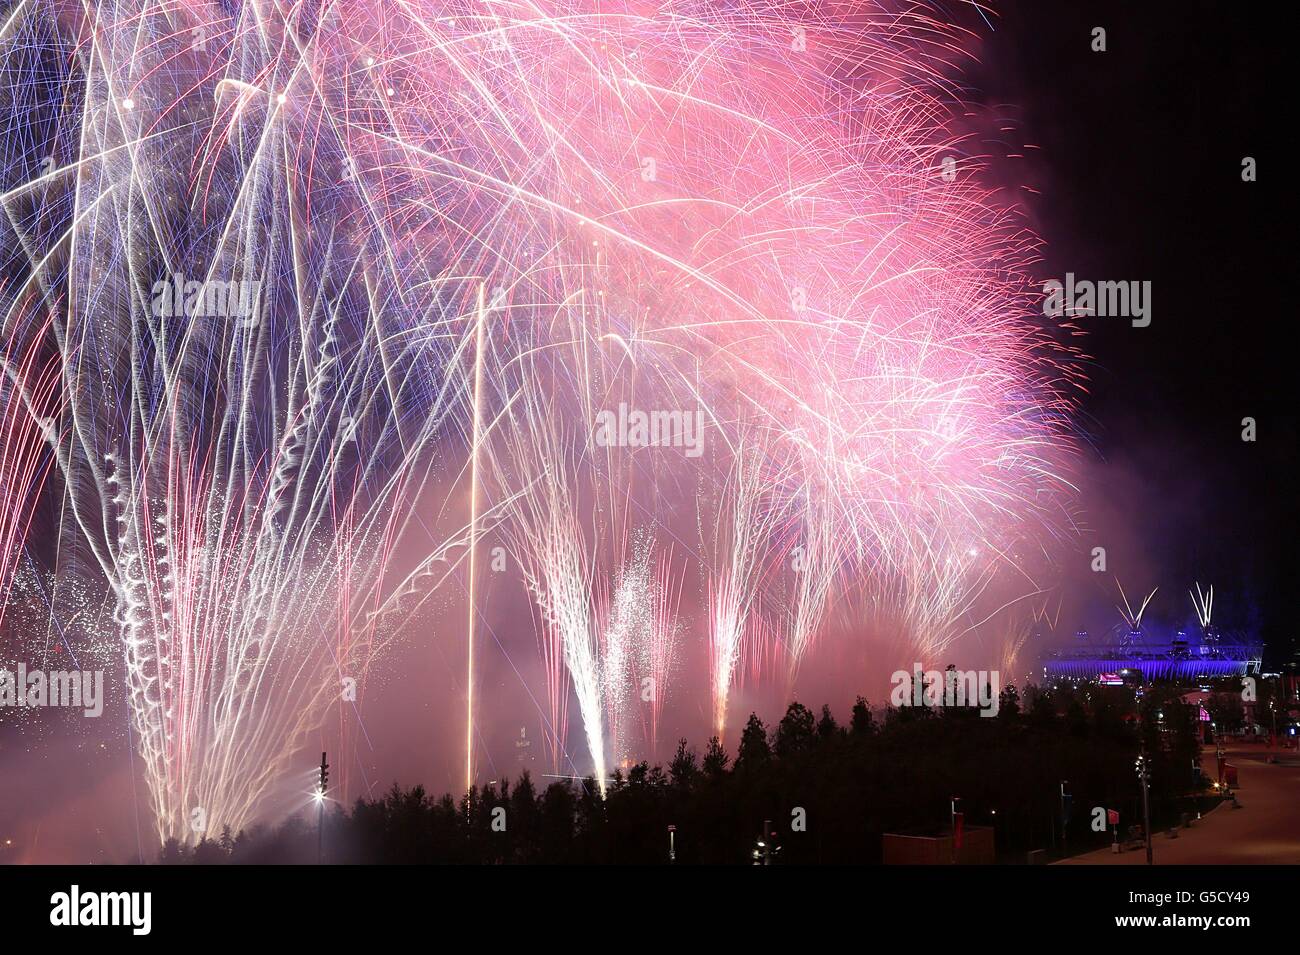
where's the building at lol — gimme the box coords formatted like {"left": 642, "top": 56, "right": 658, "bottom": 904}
{"left": 1042, "top": 626, "right": 1262, "bottom": 684}
{"left": 882, "top": 827, "right": 996, "bottom": 865}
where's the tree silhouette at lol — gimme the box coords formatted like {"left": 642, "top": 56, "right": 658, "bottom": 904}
{"left": 735, "top": 713, "right": 771, "bottom": 771}
{"left": 775, "top": 702, "right": 816, "bottom": 759}
{"left": 668, "top": 738, "right": 699, "bottom": 788}
{"left": 850, "top": 696, "right": 875, "bottom": 738}
{"left": 816, "top": 704, "right": 842, "bottom": 742}
{"left": 998, "top": 684, "right": 1021, "bottom": 720}
{"left": 702, "top": 735, "right": 730, "bottom": 778}
{"left": 162, "top": 682, "right": 1210, "bottom": 865}
{"left": 159, "top": 837, "right": 187, "bottom": 865}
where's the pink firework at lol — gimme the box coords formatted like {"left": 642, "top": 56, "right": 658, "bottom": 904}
{"left": 0, "top": 303, "right": 62, "bottom": 633}
{"left": 4, "top": 0, "right": 1082, "bottom": 829}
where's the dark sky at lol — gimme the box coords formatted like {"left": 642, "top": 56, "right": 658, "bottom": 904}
{"left": 966, "top": 0, "right": 1295, "bottom": 665}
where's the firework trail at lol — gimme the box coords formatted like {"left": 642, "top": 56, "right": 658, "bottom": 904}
{"left": 597, "top": 529, "right": 681, "bottom": 764}
{"left": 596, "top": 549, "right": 635, "bottom": 769}
{"left": 1116, "top": 581, "right": 1159, "bottom": 633}
{"left": 489, "top": 367, "right": 607, "bottom": 790}
{"left": 705, "top": 442, "right": 777, "bottom": 739}
{"left": 596, "top": 532, "right": 649, "bottom": 768}
{"left": 0, "top": 307, "right": 62, "bottom": 634}
{"left": 637, "top": 545, "right": 682, "bottom": 757}
{"left": 783, "top": 465, "right": 842, "bottom": 680}
{"left": 1190, "top": 581, "right": 1213, "bottom": 629}
{"left": 2, "top": 0, "right": 485, "bottom": 839}
{"left": 991, "top": 609, "right": 1040, "bottom": 683}
{"left": 514, "top": 495, "right": 607, "bottom": 792}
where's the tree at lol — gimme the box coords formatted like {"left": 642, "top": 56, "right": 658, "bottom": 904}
{"left": 850, "top": 696, "right": 875, "bottom": 738}
{"left": 775, "top": 702, "right": 816, "bottom": 759}
{"left": 1204, "top": 693, "right": 1245, "bottom": 733}
{"left": 1066, "top": 699, "right": 1089, "bottom": 736}
{"left": 702, "top": 735, "right": 730, "bottom": 778}
{"left": 510, "top": 771, "right": 541, "bottom": 861}
{"left": 1027, "top": 684, "right": 1057, "bottom": 726}
{"left": 191, "top": 835, "right": 227, "bottom": 864}
{"left": 576, "top": 777, "right": 607, "bottom": 852}
{"left": 1165, "top": 698, "right": 1203, "bottom": 792}
{"left": 539, "top": 781, "right": 577, "bottom": 861}
{"left": 669, "top": 738, "right": 699, "bottom": 787}
{"left": 998, "top": 683, "right": 1021, "bottom": 720}
{"left": 816, "top": 704, "right": 841, "bottom": 742}
{"left": 158, "top": 837, "right": 188, "bottom": 865}
{"left": 735, "top": 713, "right": 771, "bottom": 771}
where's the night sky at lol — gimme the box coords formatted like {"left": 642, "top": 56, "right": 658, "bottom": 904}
{"left": 971, "top": 0, "right": 1294, "bottom": 664}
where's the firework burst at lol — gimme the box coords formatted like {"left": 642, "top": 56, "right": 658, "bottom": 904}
{"left": 2, "top": 0, "right": 1081, "bottom": 836}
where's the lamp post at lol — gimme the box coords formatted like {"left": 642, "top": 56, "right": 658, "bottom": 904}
{"left": 950, "top": 796, "right": 962, "bottom": 865}
{"left": 1059, "top": 780, "right": 1070, "bottom": 856}
{"left": 316, "top": 752, "right": 329, "bottom": 864}
{"left": 1135, "top": 745, "right": 1152, "bottom": 865}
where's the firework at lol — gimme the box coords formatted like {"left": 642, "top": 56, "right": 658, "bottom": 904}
{"left": 1190, "top": 581, "right": 1214, "bottom": 630}
{"left": 704, "top": 442, "right": 778, "bottom": 740}
{"left": 1116, "top": 582, "right": 1159, "bottom": 634}
{"left": 0, "top": 307, "right": 62, "bottom": 633}
{"left": 1, "top": 0, "right": 1082, "bottom": 836}
{"left": 2, "top": 0, "right": 485, "bottom": 839}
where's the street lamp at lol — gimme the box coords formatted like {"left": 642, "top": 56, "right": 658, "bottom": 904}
{"left": 316, "top": 752, "right": 329, "bottom": 864}
{"left": 1135, "top": 746, "right": 1152, "bottom": 865}
{"left": 1059, "top": 781, "right": 1071, "bottom": 856}
{"left": 950, "top": 796, "right": 962, "bottom": 865}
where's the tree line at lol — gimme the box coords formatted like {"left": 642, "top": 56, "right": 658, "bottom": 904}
{"left": 160, "top": 681, "right": 1209, "bottom": 864}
